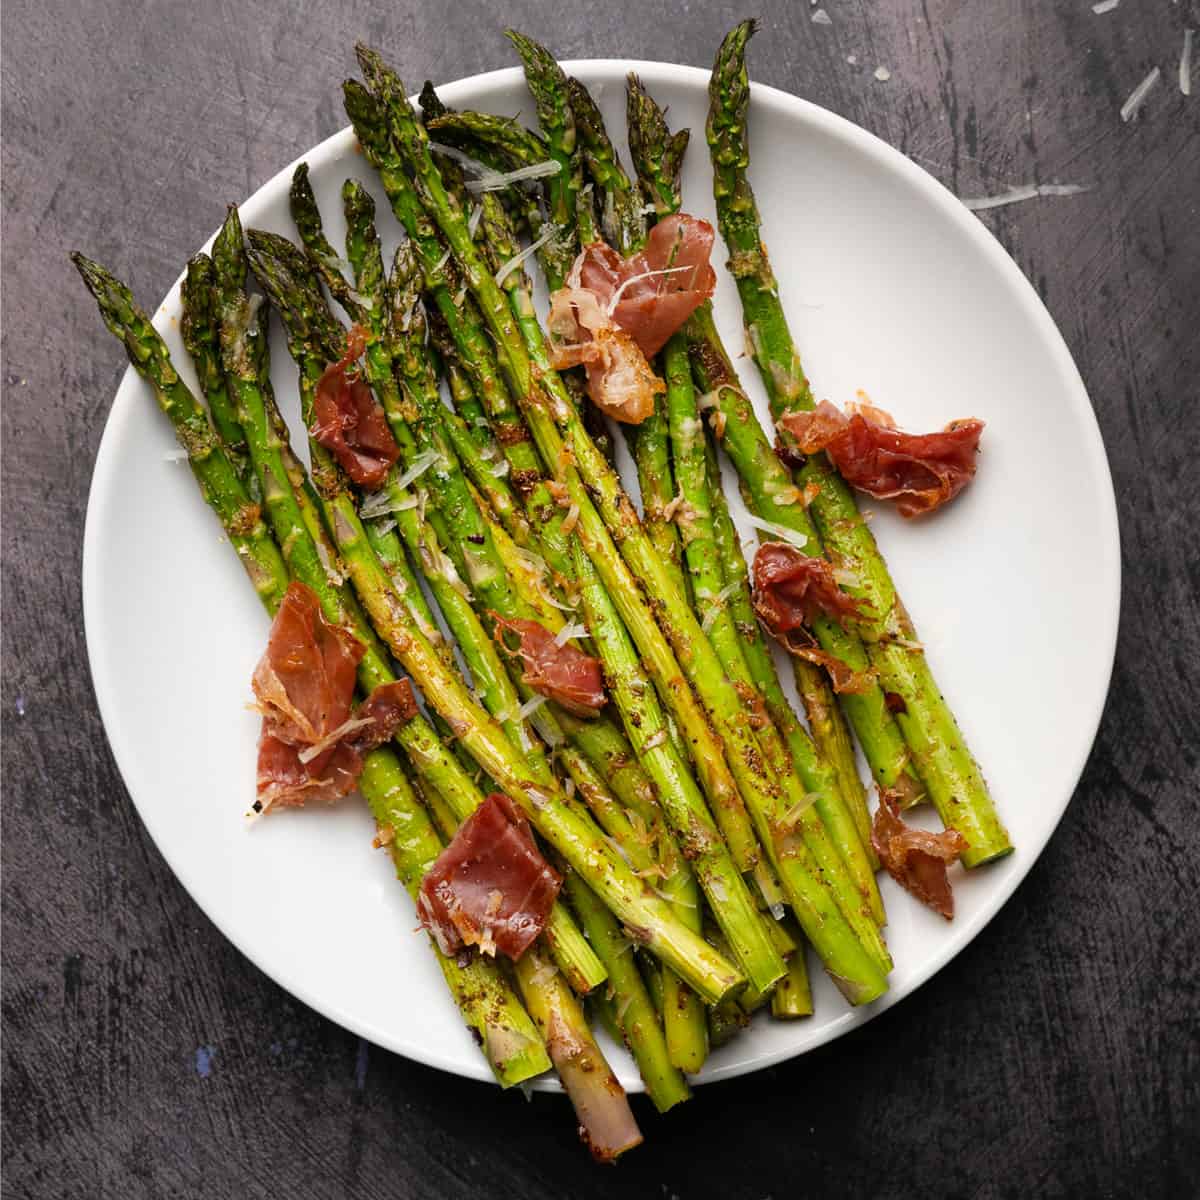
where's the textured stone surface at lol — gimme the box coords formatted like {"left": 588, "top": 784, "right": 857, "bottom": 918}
{"left": 3, "top": 1, "right": 1198, "bottom": 1195}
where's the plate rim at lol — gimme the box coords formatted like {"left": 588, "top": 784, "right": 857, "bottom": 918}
{"left": 81, "top": 57, "right": 1122, "bottom": 1090}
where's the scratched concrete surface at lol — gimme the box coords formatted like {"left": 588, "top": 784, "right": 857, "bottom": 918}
{"left": 2, "top": 1, "right": 1198, "bottom": 1196}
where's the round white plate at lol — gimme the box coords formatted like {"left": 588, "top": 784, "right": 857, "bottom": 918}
{"left": 83, "top": 60, "right": 1120, "bottom": 1090}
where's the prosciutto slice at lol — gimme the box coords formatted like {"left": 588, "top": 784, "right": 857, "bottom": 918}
{"left": 310, "top": 325, "right": 400, "bottom": 488}
{"left": 752, "top": 542, "right": 862, "bottom": 634}
{"left": 493, "top": 615, "right": 607, "bottom": 716}
{"left": 871, "top": 790, "right": 968, "bottom": 919}
{"left": 779, "top": 400, "right": 984, "bottom": 518}
{"left": 252, "top": 582, "right": 417, "bottom": 813}
{"left": 546, "top": 213, "right": 717, "bottom": 424}
{"left": 577, "top": 214, "right": 718, "bottom": 358}
{"left": 417, "top": 792, "right": 562, "bottom": 959}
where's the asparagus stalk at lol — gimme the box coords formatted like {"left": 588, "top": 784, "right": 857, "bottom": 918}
{"left": 664, "top": 331, "right": 890, "bottom": 963}
{"left": 359, "top": 749, "right": 553, "bottom": 1085}
{"left": 416, "top": 764, "right": 643, "bottom": 1157}
{"left": 73, "top": 253, "right": 288, "bottom": 613}
{"left": 247, "top": 232, "right": 743, "bottom": 1005}
{"left": 346, "top": 70, "right": 764, "bottom": 873}
{"left": 180, "top": 253, "right": 254, "bottom": 486}
{"left": 708, "top": 22, "right": 1011, "bottom": 865}
{"left": 356, "top": 45, "right": 888, "bottom": 1002}
{"left": 561, "top": 69, "right": 687, "bottom": 600}
{"left": 504, "top": 30, "right": 583, "bottom": 292}
{"left": 564, "top": 872, "right": 690, "bottom": 1112}
{"left": 218, "top": 215, "right": 604, "bottom": 995}
{"left": 343, "top": 81, "right": 577, "bottom": 586}
{"left": 73, "top": 252, "right": 550, "bottom": 1087}
{"left": 705, "top": 442, "right": 879, "bottom": 873}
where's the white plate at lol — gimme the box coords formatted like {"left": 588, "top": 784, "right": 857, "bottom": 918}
{"left": 82, "top": 60, "right": 1120, "bottom": 1090}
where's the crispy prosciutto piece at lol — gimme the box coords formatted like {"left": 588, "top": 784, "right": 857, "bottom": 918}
{"left": 578, "top": 215, "right": 718, "bottom": 358}
{"left": 547, "top": 288, "right": 663, "bottom": 424}
{"left": 779, "top": 400, "right": 984, "bottom": 518}
{"left": 546, "top": 214, "right": 717, "bottom": 424}
{"left": 251, "top": 582, "right": 417, "bottom": 813}
{"left": 752, "top": 541, "right": 862, "bottom": 634}
{"left": 872, "top": 790, "right": 968, "bottom": 919}
{"left": 752, "top": 543, "right": 873, "bottom": 692}
{"left": 310, "top": 325, "right": 399, "bottom": 488}
{"left": 417, "top": 792, "right": 563, "bottom": 959}
{"left": 492, "top": 615, "right": 607, "bottom": 716}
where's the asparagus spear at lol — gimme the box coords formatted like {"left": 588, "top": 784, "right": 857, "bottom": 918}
{"left": 560, "top": 68, "right": 687, "bottom": 600}
{"left": 706, "top": 441, "right": 879, "bottom": 874}
{"left": 356, "top": 45, "right": 888, "bottom": 1003}
{"left": 504, "top": 30, "right": 583, "bottom": 291}
{"left": 343, "top": 80, "right": 576, "bottom": 585}
{"left": 180, "top": 253, "right": 254, "bottom": 486}
{"left": 359, "top": 749, "right": 553, "bottom": 1085}
{"left": 73, "top": 253, "right": 288, "bottom": 614}
{"left": 416, "top": 764, "right": 643, "bottom": 1156}
{"left": 72, "top": 253, "right": 549, "bottom": 1087}
{"left": 564, "top": 871, "right": 690, "bottom": 1112}
{"left": 664, "top": 323, "right": 890, "bottom": 964}
{"left": 246, "top": 232, "right": 743, "bottom": 1006}
{"left": 217, "top": 213, "right": 606, "bottom": 995}
{"left": 625, "top": 78, "right": 884, "bottom": 918}
{"left": 346, "top": 73, "right": 766, "bottom": 877}
{"left": 708, "top": 22, "right": 1011, "bottom": 865}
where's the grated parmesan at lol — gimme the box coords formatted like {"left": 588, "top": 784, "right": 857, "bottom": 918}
{"left": 1120, "top": 66, "right": 1161, "bottom": 122}
{"left": 744, "top": 514, "right": 811, "bottom": 551}
{"left": 494, "top": 223, "right": 559, "bottom": 286}
{"left": 961, "top": 183, "right": 1091, "bottom": 211}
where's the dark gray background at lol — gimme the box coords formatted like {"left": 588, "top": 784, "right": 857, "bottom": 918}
{"left": 3, "top": 1, "right": 1198, "bottom": 1196}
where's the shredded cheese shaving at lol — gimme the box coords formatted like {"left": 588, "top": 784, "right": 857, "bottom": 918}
{"left": 359, "top": 487, "right": 420, "bottom": 520}
{"left": 516, "top": 694, "right": 547, "bottom": 722}
{"left": 494, "top": 223, "right": 560, "bottom": 286}
{"left": 701, "top": 581, "right": 741, "bottom": 634}
{"left": 466, "top": 160, "right": 562, "bottom": 193}
{"left": 296, "top": 716, "right": 375, "bottom": 764}
{"left": 553, "top": 620, "right": 589, "bottom": 648}
{"left": 603, "top": 263, "right": 695, "bottom": 317}
{"left": 395, "top": 449, "right": 442, "bottom": 490}
{"left": 962, "top": 183, "right": 1091, "bottom": 211}
{"left": 1182, "top": 29, "right": 1194, "bottom": 96}
{"left": 1120, "top": 66, "right": 1161, "bottom": 122}
{"left": 560, "top": 502, "right": 580, "bottom": 536}
{"left": 744, "top": 514, "right": 811, "bottom": 550}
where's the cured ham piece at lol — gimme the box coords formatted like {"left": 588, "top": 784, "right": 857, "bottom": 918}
{"left": 779, "top": 400, "right": 984, "bottom": 517}
{"left": 546, "top": 214, "right": 717, "bottom": 424}
{"left": 310, "top": 325, "right": 399, "bottom": 488}
{"left": 872, "top": 790, "right": 968, "bottom": 919}
{"left": 752, "top": 541, "right": 862, "bottom": 634}
{"left": 577, "top": 214, "right": 718, "bottom": 358}
{"left": 492, "top": 615, "right": 607, "bottom": 716}
{"left": 417, "top": 793, "right": 563, "bottom": 959}
{"left": 251, "top": 582, "right": 416, "bottom": 813}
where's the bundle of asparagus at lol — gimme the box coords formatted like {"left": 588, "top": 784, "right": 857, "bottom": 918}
{"left": 74, "top": 24, "right": 1011, "bottom": 1161}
